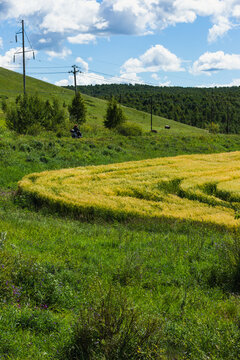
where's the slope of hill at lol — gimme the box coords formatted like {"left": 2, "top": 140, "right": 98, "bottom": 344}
{"left": 0, "top": 67, "right": 71, "bottom": 100}
{"left": 0, "top": 67, "right": 206, "bottom": 135}
{"left": 75, "top": 83, "right": 240, "bottom": 134}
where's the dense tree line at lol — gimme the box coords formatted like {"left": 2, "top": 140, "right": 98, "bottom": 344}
{"left": 65, "top": 84, "right": 240, "bottom": 134}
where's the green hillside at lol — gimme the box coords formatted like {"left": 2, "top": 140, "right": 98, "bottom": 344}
{"left": 0, "top": 67, "right": 206, "bottom": 135}
{"left": 0, "top": 67, "right": 71, "bottom": 100}
{"left": 76, "top": 83, "right": 240, "bottom": 134}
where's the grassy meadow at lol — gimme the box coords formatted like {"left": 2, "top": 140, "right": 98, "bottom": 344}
{"left": 1, "top": 67, "right": 240, "bottom": 359}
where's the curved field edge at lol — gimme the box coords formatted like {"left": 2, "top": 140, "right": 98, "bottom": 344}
{"left": 18, "top": 151, "right": 240, "bottom": 230}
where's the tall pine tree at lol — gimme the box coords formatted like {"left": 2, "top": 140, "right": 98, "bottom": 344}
{"left": 68, "top": 92, "right": 86, "bottom": 125}
{"left": 104, "top": 97, "right": 125, "bottom": 129}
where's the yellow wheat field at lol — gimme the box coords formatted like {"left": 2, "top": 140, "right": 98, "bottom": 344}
{"left": 18, "top": 151, "right": 240, "bottom": 229}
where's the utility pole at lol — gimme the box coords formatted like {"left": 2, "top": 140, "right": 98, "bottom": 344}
{"left": 226, "top": 104, "right": 229, "bottom": 134}
{"left": 69, "top": 65, "right": 81, "bottom": 94}
{"left": 14, "top": 20, "right": 35, "bottom": 95}
{"left": 150, "top": 96, "right": 153, "bottom": 131}
{"left": 22, "top": 20, "right": 26, "bottom": 95}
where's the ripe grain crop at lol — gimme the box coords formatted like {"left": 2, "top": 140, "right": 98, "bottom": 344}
{"left": 18, "top": 151, "right": 240, "bottom": 229}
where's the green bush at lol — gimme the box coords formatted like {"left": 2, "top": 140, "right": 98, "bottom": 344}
{"left": 104, "top": 97, "right": 126, "bottom": 129}
{"left": 116, "top": 122, "right": 143, "bottom": 136}
{"left": 58, "top": 287, "right": 162, "bottom": 360}
{"left": 206, "top": 122, "right": 220, "bottom": 134}
{"left": 3, "top": 94, "right": 67, "bottom": 134}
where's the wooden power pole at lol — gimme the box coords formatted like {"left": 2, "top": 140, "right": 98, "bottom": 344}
{"left": 22, "top": 20, "right": 26, "bottom": 95}
{"left": 14, "top": 20, "right": 35, "bottom": 95}
{"left": 69, "top": 65, "right": 81, "bottom": 94}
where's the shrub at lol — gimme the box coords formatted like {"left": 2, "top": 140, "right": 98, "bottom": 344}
{"left": 1, "top": 99, "right": 7, "bottom": 112}
{"left": 3, "top": 94, "right": 67, "bottom": 134}
{"left": 206, "top": 122, "right": 220, "bottom": 134}
{"left": 58, "top": 287, "right": 162, "bottom": 360}
{"left": 104, "top": 97, "right": 126, "bottom": 129}
{"left": 117, "top": 122, "right": 143, "bottom": 136}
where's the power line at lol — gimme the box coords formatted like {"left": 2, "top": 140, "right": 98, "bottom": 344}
{"left": 27, "top": 71, "right": 68, "bottom": 75}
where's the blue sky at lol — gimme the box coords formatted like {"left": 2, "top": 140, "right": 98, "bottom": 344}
{"left": 1, "top": 0, "right": 240, "bottom": 88}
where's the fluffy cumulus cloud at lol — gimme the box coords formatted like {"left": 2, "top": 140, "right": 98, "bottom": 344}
{"left": 207, "top": 16, "right": 232, "bottom": 43}
{"left": 197, "top": 78, "right": 240, "bottom": 88}
{"left": 67, "top": 34, "right": 96, "bottom": 44}
{"left": 76, "top": 57, "right": 89, "bottom": 72}
{"left": 55, "top": 70, "right": 144, "bottom": 86}
{"left": 55, "top": 55, "right": 143, "bottom": 87}
{"left": 0, "top": 0, "right": 102, "bottom": 32}
{"left": 45, "top": 47, "right": 72, "bottom": 59}
{"left": 55, "top": 78, "right": 70, "bottom": 87}
{"left": 173, "top": 0, "right": 239, "bottom": 42}
{"left": 0, "top": 48, "right": 17, "bottom": 69}
{"left": 55, "top": 72, "right": 108, "bottom": 86}
{"left": 151, "top": 73, "right": 171, "bottom": 86}
{"left": 40, "top": 0, "right": 102, "bottom": 33}
{"left": 192, "top": 51, "right": 240, "bottom": 74}
{"left": 0, "top": 0, "right": 104, "bottom": 53}
{"left": 99, "top": 0, "right": 240, "bottom": 41}
{"left": 0, "top": 47, "right": 36, "bottom": 69}
{"left": 1, "top": 0, "right": 240, "bottom": 48}
{"left": 121, "top": 45, "right": 184, "bottom": 74}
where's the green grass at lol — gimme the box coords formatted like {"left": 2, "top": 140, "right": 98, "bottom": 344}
{"left": 1, "top": 196, "right": 240, "bottom": 359}
{"left": 1, "top": 68, "right": 240, "bottom": 359}
{"left": 0, "top": 67, "right": 205, "bottom": 135}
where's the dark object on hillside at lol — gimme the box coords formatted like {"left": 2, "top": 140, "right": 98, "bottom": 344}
{"left": 165, "top": 125, "right": 170, "bottom": 129}
{"left": 70, "top": 124, "right": 82, "bottom": 138}
{"left": 151, "top": 129, "right": 158, "bottom": 133}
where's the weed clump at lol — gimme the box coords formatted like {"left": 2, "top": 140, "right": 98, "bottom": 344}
{"left": 58, "top": 287, "right": 162, "bottom": 360}
{"left": 117, "top": 122, "right": 143, "bottom": 136}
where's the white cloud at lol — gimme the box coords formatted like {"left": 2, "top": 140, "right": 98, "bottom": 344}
{"left": 76, "top": 57, "right": 89, "bottom": 72}
{"left": 0, "top": 48, "right": 20, "bottom": 69}
{"left": 78, "top": 72, "right": 111, "bottom": 85}
{"left": 68, "top": 34, "right": 96, "bottom": 44}
{"left": 40, "top": 0, "right": 101, "bottom": 33}
{"left": 1, "top": 0, "right": 240, "bottom": 45}
{"left": 55, "top": 79, "right": 69, "bottom": 87}
{"left": 191, "top": 51, "right": 240, "bottom": 74}
{"left": 117, "top": 72, "right": 143, "bottom": 84}
{"left": 46, "top": 47, "right": 72, "bottom": 59}
{"left": 208, "top": 17, "right": 232, "bottom": 43}
{"left": 197, "top": 78, "right": 240, "bottom": 88}
{"left": 55, "top": 69, "right": 143, "bottom": 87}
{"left": 0, "top": 38, "right": 3, "bottom": 49}
{"left": 39, "top": 38, "right": 48, "bottom": 44}
{"left": 173, "top": 0, "right": 235, "bottom": 42}
{"left": 99, "top": 0, "right": 240, "bottom": 41}
{"left": 55, "top": 72, "right": 108, "bottom": 86}
{"left": 151, "top": 73, "right": 171, "bottom": 86}
{"left": 121, "top": 45, "right": 184, "bottom": 74}
{"left": 233, "top": 4, "right": 240, "bottom": 17}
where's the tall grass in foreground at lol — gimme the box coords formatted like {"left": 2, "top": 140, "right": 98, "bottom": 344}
{"left": 1, "top": 197, "right": 240, "bottom": 359}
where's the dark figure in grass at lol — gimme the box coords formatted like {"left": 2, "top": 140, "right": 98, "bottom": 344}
{"left": 70, "top": 124, "right": 82, "bottom": 138}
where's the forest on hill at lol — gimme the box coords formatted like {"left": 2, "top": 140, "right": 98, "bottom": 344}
{"left": 65, "top": 84, "right": 240, "bottom": 134}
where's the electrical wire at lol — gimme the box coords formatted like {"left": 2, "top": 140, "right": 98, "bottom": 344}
{"left": 27, "top": 71, "right": 68, "bottom": 75}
